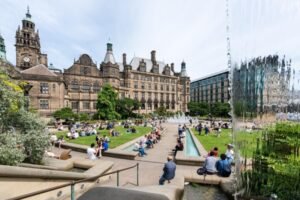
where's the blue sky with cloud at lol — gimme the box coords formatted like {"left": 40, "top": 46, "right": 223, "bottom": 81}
{"left": 0, "top": 0, "right": 299, "bottom": 81}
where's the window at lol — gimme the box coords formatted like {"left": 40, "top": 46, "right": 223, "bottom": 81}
{"left": 134, "top": 81, "right": 138, "bottom": 89}
{"left": 93, "top": 81, "right": 100, "bottom": 93}
{"left": 142, "top": 92, "right": 145, "bottom": 98}
{"left": 40, "top": 83, "right": 49, "bottom": 94}
{"left": 148, "top": 83, "right": 151, "bottom": 90}
{"left": 93, "top": 102, "right": 97, "bottom": 109}
{"left": 141, "top": 103, "right": 145, "bottom": 109}
{"left": 160, "top": 85, "right": 163, "bottom": 91}
{"left": 52, "top": 83, "right": 56, "bottom": 92}
{"left": 81, "top": 81, "right": 90, "bottom": 93}
{"left": 134, "top": 92, "right": 138, "bottom": 100}
{"left": 155, "top": 84, "right": 158, "bottom": 90}
{"left": 40, "top": 100, "right": 49, "bottom": 109}
{"left": 172, "top": 85, "right": 175, "bottom": 91}
{"left": 148, "top": 92, "right": 152, "bottom": 99}
{"left": 70, "top": 80, "right": 79, "bottom": 91}
{"left": 166, "top": 85, "right": 169, "bottom": 91}
{"left": 141, "top": 82, "right": 145, "bottom": 89}
{"left": 83, "top": 101, "right": 90, "bottom": 109}
{"left": 71, "top": 101, "right": 79, "bottom": 109}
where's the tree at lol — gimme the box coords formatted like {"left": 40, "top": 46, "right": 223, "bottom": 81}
{"left": 116, "top": 98, "right": 140, "bottom": 119}
{"left": 0, "top": 69, "right": 50, "bottom": 165}
{"left": 155, "top": 106, "right": 167, "bottom": 116}
{"left": 53, "top": 107, "right": 76, "bottom": 120}
{"left": 96, "top": 84, "right": 120, "bottom": 120}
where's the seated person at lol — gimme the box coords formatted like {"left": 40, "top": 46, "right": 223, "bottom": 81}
{"left": 91, "top": 128, "right": 97, "bottom": 135}
{"left": 173, "top": 140, "right": 184, "bottom": 156}
{"left": 111, "top": 129, "right": 119, "bottom": 137}
{"left": 131, "top": 127, "right": 136, "bottom": 133}
{"left": 87, "top": 143, "right": 98, "bottom": 160}
{"left": 79, "top": 130, "right": 86, "bottom": 137}
{"left": 72, "top": 131, "right": 79, "bottom": 139}
{"left": 133, "top": 142, "right": 140, "bottom": 151}
{"left": 104, "top": 135, "right": 110, "bottom": 142}
{"left": 56, "top": 136, "right": 65, "bottom": 148}
{"left": 50, "top": 134, "right": 58, "bottom": 145}
{"left": 225, "top": 144, "right": 234, "bottom": 164}
{"left": 124, "top": 123, "right": 129, "bottom": 129}
{"left": 102, "top": 140, "right": 109, "bottom": 151}
{"left": 208, "top": 147, "right": 219, "bottom": 157}
{"left": 197, "top": 151, "right": 217, "bottom": 175}
{"left": 138, "top": 142, "right": 147, "bottom": 157}
{"left": 216, "top": 154, "right": 232, "bottom": 177}
{"left": 45, "top": 150, "right": 59, "bottom": 159}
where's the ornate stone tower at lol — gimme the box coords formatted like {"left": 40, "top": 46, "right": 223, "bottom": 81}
{"left": 0, "top": 33, "right": 6, "bottom": 60}
{"left": 100, "top": 43, "right": 120, "bottom": 89}
{"left": 15, "top": 7, "right": 48, "bottom": 70}
{"left": 180, "top": 61, "right": 190, "bottom": 112}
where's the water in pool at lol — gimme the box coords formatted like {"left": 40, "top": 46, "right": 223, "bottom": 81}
{"left": 185, "top": 129, "right": 200, "bottom": 156}
{"left": 183, "top": 183, "right": 229, "bottom": 200}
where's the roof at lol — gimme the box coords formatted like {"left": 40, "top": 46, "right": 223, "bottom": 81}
{"left": 191, "top": 69, "right": 229, "bottom": 83}
{"left": 129, "top": 57, "right": 174, "bottom": 75}
{"left": 103, "top": 50, "right": 116, "bottom": 64}
{"left": 21, "top": 64, "right": 57, "bottom": 77}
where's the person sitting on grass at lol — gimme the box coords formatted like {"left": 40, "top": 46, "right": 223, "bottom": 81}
{"left": 87, "top": 143, "right": 98, "bottom": 160}
{"left": 131, "top": 127, "right": 137, "bottom": 133}
{"left": 216, "top": 154, "right": 232, "bottom": 177}
{"left": 197, "top": 151, "right": 217, "bottom": 175}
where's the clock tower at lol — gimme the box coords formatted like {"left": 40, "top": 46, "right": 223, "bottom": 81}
{"left": 15, "top": 7, "right": 48, "bottom": 70}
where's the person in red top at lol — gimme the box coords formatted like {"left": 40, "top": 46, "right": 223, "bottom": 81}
{"left": 208, "top": 147, "right": 218, "bottom": 157}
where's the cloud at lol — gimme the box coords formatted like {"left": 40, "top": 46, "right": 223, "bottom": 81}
{"left": 0, "top": 0, "right": 299, "bottom": 82}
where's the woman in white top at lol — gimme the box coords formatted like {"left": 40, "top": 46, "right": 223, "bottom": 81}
{"left": 87, "top": 143, "right": 97, "bottom": 160}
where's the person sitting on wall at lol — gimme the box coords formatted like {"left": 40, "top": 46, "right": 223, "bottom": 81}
{"left": 159, "top": 156, "right": 176, "bottom": 185}
{"left": 138, "top": 142, "right": 147, "bottom": 157}
{"left": 208, "top": 147, "right": 219, "bottom": 157}
{"left": 173, "top": 140, "right": 184, "bottom": 157}
{"left": 87, "top": 143, "right": 98, "bottom": 160}
{"left": 216, "top": 154, "right": 232, "bottom": 177}
{"left": 225, "top": 144, "right": 234, "bottom": 164}
{"left": 197, "top": 151, "right": 217, "bottom": 175}
{"left": 102, "top": 140, "right": 109, "bottom": 152}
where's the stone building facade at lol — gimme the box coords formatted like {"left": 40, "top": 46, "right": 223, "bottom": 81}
{"left": 1, "top": 8, "right": 190, "bottom": 116}
{"left": 190, "top": 70, "right": 230, "bottom": 103}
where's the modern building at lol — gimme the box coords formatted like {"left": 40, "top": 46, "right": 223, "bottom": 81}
{"left": 1, "top": 8, "right": 190, "bottom": 116}
{"left": 190, "top": 69, "right": 230, "bottom": 103}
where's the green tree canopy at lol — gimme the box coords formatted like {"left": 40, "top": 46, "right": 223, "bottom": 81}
{"left": 53, "top": 107, "right": 76, "bottom": 120}
{"left": 96, "top": 84, "right": 120, "bottom": 120}
{"left": 116, "top": 98, "right": 140, "bottom": 119}
{"left": 0, "top": 69, "right": 50, "bottom": 165}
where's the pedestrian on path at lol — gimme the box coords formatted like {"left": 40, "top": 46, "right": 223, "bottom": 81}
{"left": 159, "top": 156, "right": 176, "bottom": 185}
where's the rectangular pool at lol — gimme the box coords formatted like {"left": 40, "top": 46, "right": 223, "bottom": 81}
{"left": 185, "top": 129, "right": 200, "bottom": 156}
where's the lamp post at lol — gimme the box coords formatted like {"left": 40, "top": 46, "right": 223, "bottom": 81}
{"left": 22, "top": 83, "right": 33, "bottom": 111}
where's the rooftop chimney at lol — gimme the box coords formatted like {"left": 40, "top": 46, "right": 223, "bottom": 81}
{"left": 151, "top": 50, "right": 156, "bottom": 65}
{"left": 122, "top": 53, "right": 127, "bottom": 65}
{"left": 171, "top": 63, "right": 174, "bottom": 72}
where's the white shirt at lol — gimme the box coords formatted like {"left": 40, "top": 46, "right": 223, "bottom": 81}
{"left": 87, "top": 148, "right": 97, "bottom": 160}
{"left": 225, "top": 149, "right": 234, "bottom": 159}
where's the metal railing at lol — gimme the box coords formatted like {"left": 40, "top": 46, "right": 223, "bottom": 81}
{"left": 7, "top": 163, "right": 139, "bottom": 200}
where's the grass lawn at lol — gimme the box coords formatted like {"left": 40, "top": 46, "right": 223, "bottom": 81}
{"left": 55, "top": 126, "right": 152, "bottom": 149}
{"left": 191, "top": 128, "right": 261, "bottom": 158}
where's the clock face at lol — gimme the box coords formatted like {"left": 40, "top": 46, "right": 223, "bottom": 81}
{"left": 23, "top": 57, "right": 30, "bottom": 62}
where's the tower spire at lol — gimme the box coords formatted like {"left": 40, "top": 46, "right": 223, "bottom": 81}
{"left": 26, "top": 6, "right": 31, "bottom": 18}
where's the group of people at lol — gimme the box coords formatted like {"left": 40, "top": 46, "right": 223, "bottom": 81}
{"left": 195, "top": 122, "right": 224, "bottom": 137}
{"left": 198, "top": 144, "right": 234, "bottom": 177}
{"left": 87, "top": 135, "right": 110, "bottom": 160}
{"left": 133, "top": 126, "right": 163, "bottom": 157}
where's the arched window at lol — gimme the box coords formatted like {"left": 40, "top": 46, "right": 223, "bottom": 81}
{"left": 70, "top": 80, "right": 79, "bottom": 91}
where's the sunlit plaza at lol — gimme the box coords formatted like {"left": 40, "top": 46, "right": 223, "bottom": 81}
{"left": 0, "top": 1, "right": 300, "bottom": 200}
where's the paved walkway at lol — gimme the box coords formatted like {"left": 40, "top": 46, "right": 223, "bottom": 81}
{"left": 53, "top": 123, "right": 200, "bottom": 187}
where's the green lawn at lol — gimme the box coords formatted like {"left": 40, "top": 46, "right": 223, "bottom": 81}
{"left": 191, "top": 128, "right": 261, "bottom": 158}
{"left": 55, "top": 126, "right": 152, "bottom": 149}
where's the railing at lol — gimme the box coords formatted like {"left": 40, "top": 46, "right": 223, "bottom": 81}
{"left": 7, "top": 163, "right": 139, "bottom": 200}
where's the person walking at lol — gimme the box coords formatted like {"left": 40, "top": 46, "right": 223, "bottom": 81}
{"left": 159, "top": 156, "right": 176, "bottom": 185}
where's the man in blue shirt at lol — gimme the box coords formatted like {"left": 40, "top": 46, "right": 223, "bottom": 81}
{"left": 159, "top": 156, "right": 176, "bottom": 185}
{"left": 216, "top": 154, "right": 231, "bottom": 177}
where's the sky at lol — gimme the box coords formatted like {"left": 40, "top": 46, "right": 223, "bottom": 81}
{"left": 0, "top": 0, "right": 300, "bottom": 81}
